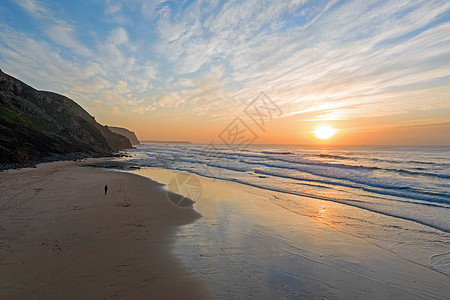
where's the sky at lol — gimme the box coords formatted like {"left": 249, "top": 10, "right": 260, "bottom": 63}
{"left": 0, "top": 0, "right": 449, "bottom": 145}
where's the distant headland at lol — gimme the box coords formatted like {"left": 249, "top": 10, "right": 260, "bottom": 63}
{"left": 141, "top": 140, "right": 191, "bottom": 144}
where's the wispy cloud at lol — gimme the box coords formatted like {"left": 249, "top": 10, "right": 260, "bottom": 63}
{"left": 16, "top": 0, "right": 47, "bottom": 16}
{"left": 1, "top": 0, "right": 449, "bottom": 134}
{"left": 46, "top": 22, "right": 93, "bottom": 57}
{"left": 144, "top": 0, "right": 450, "bottom": 121}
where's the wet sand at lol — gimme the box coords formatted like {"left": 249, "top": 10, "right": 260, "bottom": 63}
{"left": 0, "top": 160, "right": 210, "bottom": 299}
{"left": 133, "top": 167, "right": 450, "bottom": 299}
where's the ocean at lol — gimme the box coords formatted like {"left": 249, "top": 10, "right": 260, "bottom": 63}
{"left": 124, "top": 144, "right": 450, "bottom": 275}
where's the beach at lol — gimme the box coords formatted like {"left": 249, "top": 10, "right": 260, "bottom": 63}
{"left": 0, "top": 159, "right": 210, "bottom": 299}
{"left": 1, "top": 158, "right": 449, "bottom": 299}
{"left": 2, "top": 0, "right": 450, "bottom": 298}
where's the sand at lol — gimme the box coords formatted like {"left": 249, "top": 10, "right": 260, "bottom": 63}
{"left": 0, "top": 159, "right": 210, "bottom": 299}
{"left": 1, "top": 160, "right": 449, "bottom": 299}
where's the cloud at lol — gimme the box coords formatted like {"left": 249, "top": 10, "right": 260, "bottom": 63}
{"left": 108, "top": 27, "right": 129, "bottom": 45}
{"left": 15, "top": 0, "right": 93, "bottom": 57}
{"left": 204, "top": 0, "right": 450, "bottom": 120}
{"left": 2, "top": 0, "right": 449, "bottom": 130}
{"left": 46, "top": 22, "right": 93, "bottom": 57}
{"left": 0, "top": 27, "right": 90, "bottom": 89}
{"left": 16, "top": 0, "right": 47, "bottom": 17}
{"left": 105, "top": 3, "right": 121, "bottom": 15}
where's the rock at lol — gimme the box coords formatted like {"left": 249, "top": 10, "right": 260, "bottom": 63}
{"left": 0, "top": 70, "right": 132, "bottom": 165}
{"left": 107, "top": 126, "right": 140, "bottom": 145}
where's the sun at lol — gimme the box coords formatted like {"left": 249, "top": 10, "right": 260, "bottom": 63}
{"left": 313, "top": 125, "right": 337, "bottom": 141}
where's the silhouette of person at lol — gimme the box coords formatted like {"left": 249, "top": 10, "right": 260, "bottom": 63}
{"left": 104, "top": 185, "right": 108, "bottom": 195}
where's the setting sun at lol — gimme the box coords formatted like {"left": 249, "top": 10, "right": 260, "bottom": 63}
{"left": 313, "top": 125, "right": 337, "bottom": 140}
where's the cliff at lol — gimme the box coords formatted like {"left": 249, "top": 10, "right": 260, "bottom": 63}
{"left": 108, "top": 126, "right": 140, "bottom": 145}
{"left": 0, "top": 69, "right": 132, "bottom": 164}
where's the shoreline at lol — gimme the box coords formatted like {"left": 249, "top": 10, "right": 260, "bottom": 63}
{"left": 131, "top": 167, "right": 450, "bottom": 299}
{"left": 0, "top": 159, "right": 210, "bottom": 299}
{"left": 0, "top": 152, "right": 131, "bottom": 171}
{"left": 1, "top": 159, "right": 449, "bottom": 298}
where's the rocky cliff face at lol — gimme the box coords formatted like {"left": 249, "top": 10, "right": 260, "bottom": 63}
{"left": 0, "top": 69, "right": 132, "bottom": 164}
{"left": 108, "top": 126, "right": 140, "bottom": 145}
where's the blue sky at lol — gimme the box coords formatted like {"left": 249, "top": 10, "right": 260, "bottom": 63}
{"left": 1, "top": 0, "right": 449, "bottom": 143}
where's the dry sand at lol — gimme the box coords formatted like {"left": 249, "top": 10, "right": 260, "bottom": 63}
{"left": 0, "top": 159, "right": 210, "bottom": 299}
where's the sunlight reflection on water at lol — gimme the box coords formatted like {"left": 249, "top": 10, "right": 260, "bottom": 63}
{"left": 131, "top": 167, "right": 450, "bottom": 298}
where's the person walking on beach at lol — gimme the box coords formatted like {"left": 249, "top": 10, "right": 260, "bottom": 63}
{"left": 104, "top": 185, "right": 108, "bottom": 195}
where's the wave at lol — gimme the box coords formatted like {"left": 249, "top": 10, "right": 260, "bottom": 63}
{"left": 239, "top": 159, "right": 450, "bottom": 198}
{"left": 202, "top": 158, "right": 450, "bottom": 205}
{"left": 367, "top": 157, "right": 441, "bottom": 166}
{"left": 316, "top": 154, "right": 353, "bottom": 160}
{"left": 384, "top": 168, "right": 450, "bottom": 179}
{"left": 261, "top": 151, "right": 295, "bottom": 155}
{"left": 152, "top": 163, "right": 450, "bottom": 234}
{"left": 136, "top": 146, "right": 450, "bottom": 185}
{"left": 250, "top": 168, "right": 450, "bottom": 205}
{"left": 235, "top": 153, "right": 449, "bottom": 179}
{"left": 407, "top": 160, "right": 438, "bottom": 165}
{"left": 190, "top": 148, "right": 448, "bottom": 179}
{"left": 303, "top": 151, "right": 443, "bottom": 167}
{"left": 134, "top": 145, "right": 450, "bottom": 191}
{"left": 313, "top": 153, "right": 442, "bottom": 168}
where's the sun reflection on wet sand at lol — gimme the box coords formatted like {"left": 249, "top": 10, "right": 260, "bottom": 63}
{"left": 131, "top": 167, "right": 450, "bottom": 298}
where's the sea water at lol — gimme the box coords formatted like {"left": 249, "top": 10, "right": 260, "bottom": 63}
{"left": 124, "top": 144, "right": 450, "bottom": 275}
